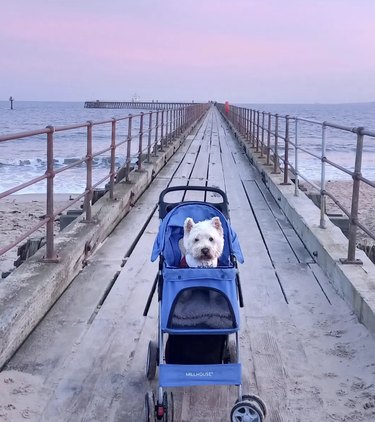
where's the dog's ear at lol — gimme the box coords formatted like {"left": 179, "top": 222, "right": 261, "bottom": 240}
{"left": 184, "top": 217, "right": 194, "bottom": 233}
{"left": 211, "top": 217, "right": 223, "bottom": 235}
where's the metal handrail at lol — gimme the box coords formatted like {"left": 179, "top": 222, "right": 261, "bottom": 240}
{"left": 0, "top": 103, "right": 209, "bottom": 264}
{"left": 217, "top": 103, "right": 375, "bottom": 264}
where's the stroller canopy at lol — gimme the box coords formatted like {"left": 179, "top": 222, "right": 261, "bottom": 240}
{"left": 151, "top": 202, "right": 244, "bottom": 266}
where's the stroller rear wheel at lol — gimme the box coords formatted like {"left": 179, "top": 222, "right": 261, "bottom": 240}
{"left": 146, "top": 340, "right": 158, "bottom": 380}
{"left": 162, "top": 391, "right": 174, "bottom": 421}
{"left": 230, "top": 394, "right": 266, "bottom": 422}
{"left": 155, "top": 391, "right": 173, "bottom": 421}
{"left": 144, "top": 391, "right": 155, "bottom": 422}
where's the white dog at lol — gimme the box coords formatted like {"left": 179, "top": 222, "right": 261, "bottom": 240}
{"left": 181, "top": 216, "right": 224, "bottom": 268}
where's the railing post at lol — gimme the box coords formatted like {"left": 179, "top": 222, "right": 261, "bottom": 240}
{"left": 320, "top": 122, "right": 327, "bottom": 228}
{"left": 244, "top": 108, "right": 247, "bottom": 137}
{"left": 165, "top": 109, "right": 169, "bottom": 145}
{"left": 160, "top": 110, "right": 165, "bottom": 151}
{"left": 138, "top": 112, "right": 144, "bottom": 171}
{"left": 181, "top": 107, "right": 185, "bottom": 132}
{"left": 341, "top": 127, "right": 365, "bottom": 264}
{"left": 84, "top": 121, "right": 93, "bottom": 222}
{"left": 176, "top": 108, "right": 180, "bottom": 134}
{"left": 260, "top": 111, "right": 265, "bottom": 158}
{"left": 44, "top": 126, "right": 59, "bottom": 262}
{"left": 256, "top": 111, "right": 260, "bottom": 152}
{"left": 252, "top": 110, "right": 256, "bottom": 147}
{"left": 181, "top": 108, "right": 185, "bottom": 132}
{"left": 110, "top": 118, "right": 116, "bottom": 199}
{"left": 126, "top": 114, "right": 132, "bottom": 181}
{"left": 294, "top": 118, "right": 299, "bottom": 196}
{"left": 249, "top": 109, "right": 254, "bottom": 145}
{"left": 281, "top": 115, "right": 290, "bottom": 185}
{"left": 243, "top": 108, "right": 246, "bottom": 136}
{"left": 154, "top": 111, "right": 159, "bottom": 156}
{"left": 246, "top": 109, "right": 250, "bottom": 142}
{"left": 147, "top": 112, "right": 152, "bottom": 162}
{"left": 272, "top": 114, "right": 280, "bottom": 174}
{"left": 266, "top": 113, "right": 271, "bottom": 165}
{"left": 170, "top": 108, "right": 174, "bottom": 141}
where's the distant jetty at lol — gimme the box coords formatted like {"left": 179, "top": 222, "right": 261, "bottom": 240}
{"left": 84, "top": 100, "right": 195, "bottom": 110}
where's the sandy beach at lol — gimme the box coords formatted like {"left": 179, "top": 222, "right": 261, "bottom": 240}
{"left": 305, "top": 180, "right": 375, "bottom": 244}
{"left": 0, "top": 194, "right": 84, "bottom": 276}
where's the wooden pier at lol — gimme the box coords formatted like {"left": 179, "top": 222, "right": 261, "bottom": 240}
{"left": 1, "top": 107, "right": 375, "bottom": 421}
{"left": 84, "top": 100, "right": 197, "bottom": 110}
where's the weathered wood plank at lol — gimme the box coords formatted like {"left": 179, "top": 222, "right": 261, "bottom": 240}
{"left": 206, "top": 122, "right": 226, "bottom": 196}
{"left": 275, "top": 262, "right": 331, "bottom": 307}
{"left": 242, "top": 179, "right": 299, "bottom": 265}
{"left": 255, "top": 179, "right": 314, "bottom": 264}
{"left": 39, "top": 222, "right": 160, "bottom": 421}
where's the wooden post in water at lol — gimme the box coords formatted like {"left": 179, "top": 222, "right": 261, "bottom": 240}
{"left": 9, "top": 96, "right": 14, "bottom": 110}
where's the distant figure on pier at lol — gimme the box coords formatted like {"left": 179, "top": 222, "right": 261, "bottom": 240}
{"left": 9, "top": 96, "right": 14, "bottom": 110}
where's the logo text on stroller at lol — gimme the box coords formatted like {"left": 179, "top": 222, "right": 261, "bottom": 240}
{"left": 185, "top": 371, "right": 214, "bottom": 377}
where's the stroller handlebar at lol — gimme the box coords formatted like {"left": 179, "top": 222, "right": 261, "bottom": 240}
{"left": 158, "top": 185, "right": 229, "bottom": 219}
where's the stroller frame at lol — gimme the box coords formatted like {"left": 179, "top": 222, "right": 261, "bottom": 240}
{"left": 144, "top": 186, "right": 267, "bottom": 421}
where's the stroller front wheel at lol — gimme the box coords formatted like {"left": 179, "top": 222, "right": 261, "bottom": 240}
{"left": 240, "top": 395, "right": 267, "bottom": 419}
{"left": 146, "top": 340, "right": 158, "bottom": 380}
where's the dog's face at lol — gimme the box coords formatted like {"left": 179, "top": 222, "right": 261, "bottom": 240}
{"left": 183, "top": 217, "right": 224, "bottom": 267}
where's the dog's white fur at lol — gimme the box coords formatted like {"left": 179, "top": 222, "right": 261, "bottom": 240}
{"left": 182, "top": 217, "right": 224, "bottom": 267}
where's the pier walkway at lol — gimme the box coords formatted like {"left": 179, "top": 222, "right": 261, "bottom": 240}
{"left": 1, "top": 107, "right": 375, "bottom": 421}
{"left": 84, "top": 101, "right": 194, "bottom": 110}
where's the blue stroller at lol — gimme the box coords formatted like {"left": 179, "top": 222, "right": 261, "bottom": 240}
{"left": 144, "top": 186, "right": 267, "bottom": 421}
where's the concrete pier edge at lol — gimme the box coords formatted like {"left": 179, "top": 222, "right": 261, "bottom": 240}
{"left": 224, "top": 119, "right": 375, "bottom": 338}
{"left": 0, "top": 118, "right": 203, "bottom": 369}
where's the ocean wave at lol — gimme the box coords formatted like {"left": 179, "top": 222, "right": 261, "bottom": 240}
{"left": 0, "top": 155, "right": 131, "bottom": 169}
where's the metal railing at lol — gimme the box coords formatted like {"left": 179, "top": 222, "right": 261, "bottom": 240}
{"left": 0, "top": 103, "right": 208, "bottom": 264}
{"left": 217, "top": 103, "right": 375, "bottom": 264}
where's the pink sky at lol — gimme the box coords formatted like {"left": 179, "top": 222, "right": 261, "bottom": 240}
{"left": 1, "top": 0, "right": 375, "bottom": 103}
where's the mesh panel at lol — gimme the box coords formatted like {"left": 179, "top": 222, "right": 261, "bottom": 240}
{"left": 168, "top": 288, "right": 236, "bottom": 329}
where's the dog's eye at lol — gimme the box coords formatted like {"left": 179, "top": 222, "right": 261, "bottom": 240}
{"left": 209, "top": 237, "right": 214, "bottom": 242}
{"left": 194, "top": 238, "right": 199, "bottom": 242}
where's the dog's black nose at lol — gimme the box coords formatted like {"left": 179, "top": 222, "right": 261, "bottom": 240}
{"left": 201, "top": 247, "right": 209, "bottom": 256}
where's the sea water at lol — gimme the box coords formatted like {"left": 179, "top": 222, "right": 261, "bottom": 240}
{"left": 0, "top": 101, "right": 374, "bottom": 193}
{"left": 243, "top": 102, "right": 375, "bottom": 183}
{"left": 0, "top": 101, "right": 147, "bottom": 193}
